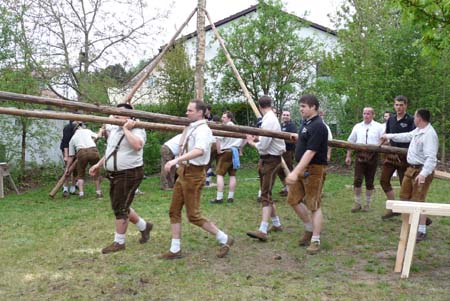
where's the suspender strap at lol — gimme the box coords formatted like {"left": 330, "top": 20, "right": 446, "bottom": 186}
{"left": 105, "top": 134, "right": 126, "bottom": 171}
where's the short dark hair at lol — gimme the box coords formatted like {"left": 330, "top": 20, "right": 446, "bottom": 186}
{"left": 394, "top": 95, "right": 408, "bottom": 104}
{"left": 117, "top": 103, "right": 134, "bottom": 110}
{"left": 190, "top": 99, "right": 207, "bottom": 115}
{"left": 222, "top": 111, "right": 235, "bottom": 123}
{"left": 206, "top": 104, "right": 212, "bottom": 111}
{"left": 299, "top": 94, "right": 320, "bottom": 110}
{"left": 258, "top": 95, "right": 273, "bottom": 108}
{"left": 416, "top": 108, "right": 431, "bottom": 122}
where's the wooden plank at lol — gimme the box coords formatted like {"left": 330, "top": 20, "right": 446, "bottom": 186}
{"left": 434, "top": 170, "right": 450, "bottom": 180}
{"left": 386, "top": 200, "right": 450, "bottom": 216}
{"left": 395, "top": 213, "right": 410, "bottom": 273}
{"left": 401, "top": 210, "right": 421, "bottom": 278}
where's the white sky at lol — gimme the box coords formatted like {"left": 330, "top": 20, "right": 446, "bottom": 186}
{"left": 150, "top": 0, "right": 342, "bottom": 53}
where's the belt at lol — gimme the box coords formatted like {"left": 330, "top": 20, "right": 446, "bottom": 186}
{"left": 260, "top": 154, "right": 281, "bottom": 159}
{"left": 409, "top": 164, "right": 423, "bottom": 169}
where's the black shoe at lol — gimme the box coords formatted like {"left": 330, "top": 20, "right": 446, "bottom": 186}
{"left": 210, "top": 198, "right": 223, "bottom": 204}
{"left": 227, "top": 198, "right": 234, "bottom": 203}
{"left": 139, "top": 222, "right": 153, "bottom": 244}
{"left": 426, "top": 217, "right": 432, "bottom": 226}
{"left": 416, "top": 232, "right": 427, "bottom": 242}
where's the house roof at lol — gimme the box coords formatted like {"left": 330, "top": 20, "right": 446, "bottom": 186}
{"left": 181, "top": 5, "right": 336, "bottom": 41}
{"left": 124, "top": 4, "right": 336, "bottom": 88}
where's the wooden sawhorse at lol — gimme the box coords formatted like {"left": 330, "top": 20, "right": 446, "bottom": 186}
{"left": 386, "top": 200, "right": 450, "bottom": 278}
{"left": 0, "top": 163, "right": 19, "bottom": 198}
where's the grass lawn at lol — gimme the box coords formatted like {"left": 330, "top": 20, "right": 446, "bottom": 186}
{"left": 0, "top": 166, "right": 449, "bottom": 300}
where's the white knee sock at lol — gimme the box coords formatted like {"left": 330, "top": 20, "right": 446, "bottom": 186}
{"left": 216, "top": 230, "right": 228, "bottom": 245}
{"left": 170, "top": 239, "right": 181, "bottom": 253}
{"left": 259, "top": 222, "right": 269, "bottom": 234}
{"left": 114, "top": 232, "right": 126, "bottom": 245}
{"left": 135, "top": 218, "right": 146, "bottom": 231}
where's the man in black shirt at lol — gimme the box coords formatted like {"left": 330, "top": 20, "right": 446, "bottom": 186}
{"left": 59, "top": 121, "right": 78, "bottom": 197}
{"left": 278, "top": 111, "right": 298, "bottom": 196}
{"left": 381, "top": 95, "right": 415, "bottom": 219}
{"left": 286, "top": 95, "right": 328, "bottom": 255}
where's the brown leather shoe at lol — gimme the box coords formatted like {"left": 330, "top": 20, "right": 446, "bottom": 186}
{"left": 306, "top": 241, "right": 321, "bottom": 255}
{"left": 246, "top": 230, "right": 268, "bottom": 241}
{"left": 351, "top": 203, "right": 362, "bottom": 213}
{"left": 299, "top": 231, "right": 313, "bottom": 246}
{"left": 139, "top": 222, "right": 153, "bottom": 244}
{"left": 416, "top": 232, "right": 427, "bottom": 242}
{"left": 101, "top": 242, "right": 125, "bottom": 254}
{"left": 217, "top": 236, "right": 234, "bottom": 258}
{"left": 159, "top": 250, "right": 183, "bottom": 260}
{"left": 268, "top": 225, "right": 283, "bottom": 233}
{"left": 381, "top": 210, "right": 401, "bottom": 220}
{"left": 362, "top": 204, "right": 370, "bottom": 212}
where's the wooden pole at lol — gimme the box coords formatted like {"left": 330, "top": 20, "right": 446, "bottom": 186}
{"left": 0, "top": 107, "right": 248, "bottom": 140}
{"left": 195, "top": 0, "right": 206, "bottom": 100}
{"left": 49, "top": 158, "right": 78, "bottom": 198}
{"left": 204, "top": 9, "right": 297, "bottom": 177}
{"left": 0, "top": 91, "right": 411, "bottom": 155}
{"left": 0, "top": 91, "right": 295, "bottom": 141}
{"left": 204, "top": 9, "right": 261, "bottom": 117}
{"left": 124, "top": 8, "right": 198, "bottom": 104}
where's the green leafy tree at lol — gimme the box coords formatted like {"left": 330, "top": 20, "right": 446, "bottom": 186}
{"left": 316, "top": 0, "right": 427, "bottom": 134}
{"left": 0, "top": 4, "right": 59, "bottom": 175}
{"left": 209, "top": 0, "right": 319, "bottom": 115}
{"left": 394, "top": 0, "right": 450, "bottom": 53}
{"left": 154, "top": 44, "right": 195, "bottom": 116}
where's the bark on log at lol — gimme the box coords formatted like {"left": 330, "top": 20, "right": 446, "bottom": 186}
{"left": 49, "top": 158, "right": 78, "bottom": 198}
{"left": 195, "top": 0, "right": 206, "bottom": 100}
{"left": 0, "top": 107, "right": 247, "bottom": 140}
{"left": 0, "top": 91, "right": 295, "bottom": 141}
{"left": 125, "top": 8, "right": 197, "bottom": 104}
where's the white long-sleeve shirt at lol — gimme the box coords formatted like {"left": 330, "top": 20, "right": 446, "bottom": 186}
{"left": 385, "top": 124, "right": 438, "bottom": 177}
{"left": 255, "top": 110, "right": 285, "bottom": 156}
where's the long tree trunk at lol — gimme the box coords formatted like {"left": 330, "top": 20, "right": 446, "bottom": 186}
{"left": 20, "top": 117, "right": 27, "bottom": 179}
{"left": 195, "top": 0, "right": 206, "bottom": 100}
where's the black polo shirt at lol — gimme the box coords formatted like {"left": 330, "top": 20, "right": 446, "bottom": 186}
{"left": 59, "top": 122, "right": 76, "bottom": 151}
{"left": 295, "top": 115, "right": 328, "bottom": 165}
{"left": 385, "top": 113, "right": 415, "bottom": 148}
{"left": 281, "top": 121, "right": 297, "bottom": 151}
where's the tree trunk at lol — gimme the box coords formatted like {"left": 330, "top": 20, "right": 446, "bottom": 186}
{"left": 195, "top": 0, "right": 206, "bottom": 100}
{"left": 20, "top": 118, "right": 27, "bottom": 178}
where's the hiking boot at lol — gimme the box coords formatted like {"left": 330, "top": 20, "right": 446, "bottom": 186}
{"left": 268, "top": 225, "right": 283, "bottom": 233}
{"left": 159, "top": 250, "right": 183, "bottom": 260}
{"left": 299, "top": 231, "right": 313, "bottom": 247}
{"left": 381, "top": 210, "right": 401, "bottom": 220}
{"left": 101, "top": 242, "right": 125, "bottom": 254}
{"left": 96, "top": 192, "right": 103, "bottom": 199}
{"left": 416, "top": 232, "right": 427, "bottom": 242}
{"left": 362, "top": 204, "right": 370, "bottom": 212}
{"left": 351, "top": 203, "right": 362, "bottom": 213}
{"left": 306, "top": 241, "right": 321, "bottom": 255}
{"left": 426, "top": 217, "right": 432, "bottom": 226}
{"left": 227, "top": 198, "right": 234, "bottom": 203}
{"left": 279, "top": 190, "right": 288, "bottom": 197}
{"left": 210, "top": 198, "right": 223, "bottom": 204}
{"left": 217, "top": 236, "right": 234, "bottom": 258}
{"left": 246, "top": 230, "right": 268, "bottom": 242}
{"left": 62, "top": 190, "right": 69, "bottom": 198}
{"left": 139, "top": 222, "right": 153, "bottom": 244}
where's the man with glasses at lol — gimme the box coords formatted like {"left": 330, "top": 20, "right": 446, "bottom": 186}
{"left": 345, "top": 107, "right": 384, "bottom": 212}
